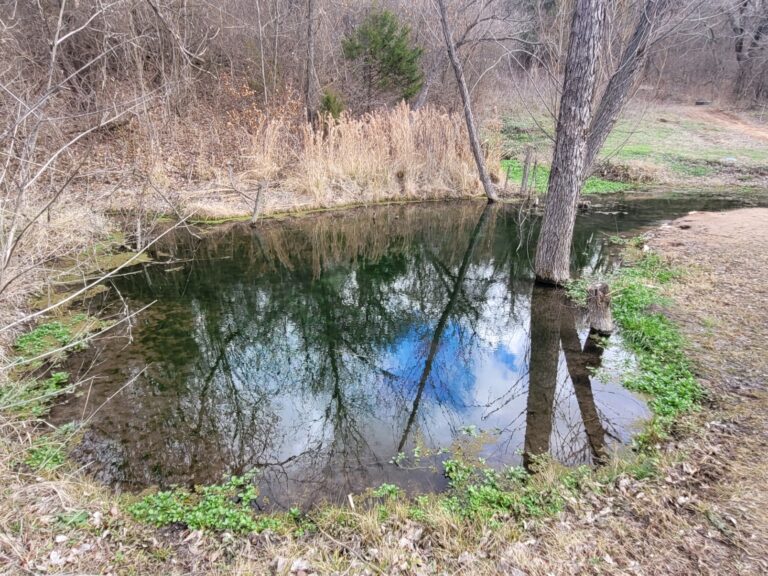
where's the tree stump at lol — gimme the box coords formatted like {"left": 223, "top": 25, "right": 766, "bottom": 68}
{"left": 587, "top": 283, "right": 613, "bottom": 335}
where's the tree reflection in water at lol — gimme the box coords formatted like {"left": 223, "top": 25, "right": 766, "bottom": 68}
{"left": 53, "top": 201, "right": 652, "bottom": 509}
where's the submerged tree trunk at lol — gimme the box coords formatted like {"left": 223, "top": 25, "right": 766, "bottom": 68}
{"left": 435, "top": 0, "right": 499, "bottom": 203}
{"left": 534, "top": 0, "right": 605, "bottom": 284}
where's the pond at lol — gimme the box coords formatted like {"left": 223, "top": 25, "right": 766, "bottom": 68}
{"left": 53, "top": 194, "right": 749, "bottom": 509}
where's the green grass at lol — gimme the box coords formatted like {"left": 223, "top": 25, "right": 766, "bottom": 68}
{"left": 501, "top": 159, "right": 632, "bottom": 195}
{"left": 127, "top": 457, "right": 592, "bottom": 536}
{"left": 567, "top": 249, "right": 702, "bottom": 443}
{"left": 0, "top": 371, "right": 70, "bottom": 417}
{"left": 611, "top": 253, "right": 701, "bottom": 428}
{"left": 440, "top": 459, "right": 566, "bottom": 521}
{"left": 24, "top": 422, "right": 76, "bottom": 471}
{"left": 128, "top": 475, "right": 286, "bottom": 534}
{"left": 4, "top": 313, "right": 105, "bottom": 417}
{"left": 501, "top": 107, "right": 768, "bottom": 188}
{"left": 12, "top": 313, "right": 101, "bottom": 367}
{"left": 14, "top": 318, "right": 80, "bottom": 358}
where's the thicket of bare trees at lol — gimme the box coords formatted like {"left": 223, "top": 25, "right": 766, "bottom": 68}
{"left": 1, "top": 0, "right": 766, "bottom": 321}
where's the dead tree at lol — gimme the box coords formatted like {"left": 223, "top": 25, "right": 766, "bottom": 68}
{"left": 587, "top": 283, "right": 613, "bottom": 335}
{"left": 227, "top": 164, "right": 264, "bottom": 225}
{"left": 435, "top": 0, "right": 499, "bottom": 203}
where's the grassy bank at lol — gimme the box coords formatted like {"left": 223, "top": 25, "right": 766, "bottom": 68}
{"left": 0, "top": 235, "right": 714, "bottom": 574}
{"left": 501, "top": 104, "right": 768, "bottom": 191}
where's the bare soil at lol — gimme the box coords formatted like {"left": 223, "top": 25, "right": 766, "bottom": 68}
{"left": 696, "top": 109, "right": 768, "bottom": 143}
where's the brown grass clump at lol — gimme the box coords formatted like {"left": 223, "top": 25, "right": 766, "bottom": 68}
{"left": 103, "top": 100, "right": 499, "bottom": 219}
{"left": 294, "top": 104, "right": 496, "bottom": 203}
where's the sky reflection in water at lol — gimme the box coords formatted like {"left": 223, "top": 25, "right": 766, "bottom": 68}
{"left": 54, "top": 197, "right": 745, "bottom": 508}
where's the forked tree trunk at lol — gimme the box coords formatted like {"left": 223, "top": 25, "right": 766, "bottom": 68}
{"left": 436, "top": 0, "right": 499, "bottom": 203}
{"left": 534, "top": 0, "right": 605, "bottom": 284}
{"left": 585, "top": 0, "right": 671, "bottom": 173}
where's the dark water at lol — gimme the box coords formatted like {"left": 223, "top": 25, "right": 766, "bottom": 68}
{"left": 53, "top": 195, "right": 749, "bottom": 509}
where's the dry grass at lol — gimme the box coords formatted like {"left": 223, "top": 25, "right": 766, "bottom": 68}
{"left": 100, "top": 99, "right": 500, "bottom": 219}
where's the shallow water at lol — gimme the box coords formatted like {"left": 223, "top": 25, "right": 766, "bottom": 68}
{"left": 53, "top": 195, "right": 748, "bottom": 508}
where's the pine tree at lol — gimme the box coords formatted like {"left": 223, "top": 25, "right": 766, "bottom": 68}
{"left": 342, "top": 10, "right": 424, "bottom": 107}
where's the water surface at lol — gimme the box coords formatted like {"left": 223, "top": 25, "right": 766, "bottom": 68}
{"left": 54, "top": 196, "right": 747, "bottom": 508}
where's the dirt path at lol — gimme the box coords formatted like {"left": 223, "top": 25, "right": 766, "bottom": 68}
{"left": 648, "top": 209, "right": 768, "bottom": 572}
{"left": 694, "top": 108, "right": 768, "bottom": 143}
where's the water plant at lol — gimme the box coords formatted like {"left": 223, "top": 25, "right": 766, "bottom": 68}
{"left": 128, "top": 475, "right": 282, "bottom": 534}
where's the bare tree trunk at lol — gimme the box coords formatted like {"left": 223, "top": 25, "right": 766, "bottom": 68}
{"left": 305, "top": 0, "right": 317, "bottom": 123}
{"left": 435, "top": 0, "right": 499, "bottom": 203}
{"left": 585, "top": 0, "right": 671, "bottom": 173}
{"left": 520, "top": 147, "right": 533, "bottom": 196}
{"left": 255, "top": 0, "right": 269, "bottom": 108}
{"left": 534, "top": 0, "right": 606, "bottom": 285}
{"left": 250, "top": 183, "right": 264, "bottom": 226}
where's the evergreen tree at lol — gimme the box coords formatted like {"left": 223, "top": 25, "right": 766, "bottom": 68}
{"left": 342, "top": 10, "right": 424, "bottom": 107}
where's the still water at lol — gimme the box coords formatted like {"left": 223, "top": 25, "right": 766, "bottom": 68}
{"left": 53, "top": 195, "right": 746, "bottom": 508}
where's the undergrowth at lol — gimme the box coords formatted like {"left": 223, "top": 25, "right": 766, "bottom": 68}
{"left": 501, "top": 159, "right": 632, "bottom": 195}
{"left": 128, "top": 475, "right": 285, "bottom": 534}
{"left": 611, "top": 252, "right": 701, "bottom": 433}
{"left": 2, "top": 313, "right": 104, "bottom": 417}
{"left": 569, "top": 247, "right": 701, "bottom": 442}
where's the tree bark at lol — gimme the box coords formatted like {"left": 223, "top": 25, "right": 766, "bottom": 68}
{"left": 587, "top": 282, "right": 613, "bottom": 334}
{"left": 534, "top": 0, "right": 606, "bottom": 285}
{"left": 584, "top": 0, "right": 671, "bottom": 173}
{"left": 435, "top": 0, "right": 499, "bottom": 203}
